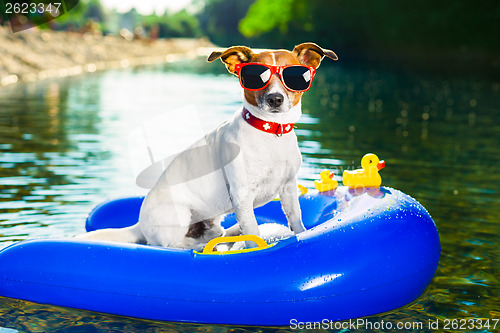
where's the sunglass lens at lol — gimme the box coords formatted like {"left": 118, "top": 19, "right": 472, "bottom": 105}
{"left": 240, "top": 65, "right": 271, "bottom": 90}
{"left": 283, "top": 66, "right": 312, "bottom": 91}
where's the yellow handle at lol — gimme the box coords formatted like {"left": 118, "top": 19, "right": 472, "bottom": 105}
{"left": 203, "top": 235, "right": 268, "bottom": 254}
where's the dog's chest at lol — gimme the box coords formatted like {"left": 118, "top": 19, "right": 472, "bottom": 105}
{"left": 242, "top": 133, "right": 301, "bottom": 201}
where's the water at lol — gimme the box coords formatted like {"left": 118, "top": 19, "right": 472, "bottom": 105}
{"left": 0, "top": 59, "right": 499, "bottom": 332}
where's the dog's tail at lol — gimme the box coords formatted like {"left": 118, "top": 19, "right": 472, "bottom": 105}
{"left": 75, "top": 223, "right": 146, "bottom": 244}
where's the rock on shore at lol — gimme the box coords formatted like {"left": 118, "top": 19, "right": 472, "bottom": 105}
{"left": 0, "top": 26, "right": 215, "bottom": 87}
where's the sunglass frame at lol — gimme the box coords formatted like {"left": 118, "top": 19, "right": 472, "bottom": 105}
{"left": 234, "top": 63, "right": 317, "bottom": 92}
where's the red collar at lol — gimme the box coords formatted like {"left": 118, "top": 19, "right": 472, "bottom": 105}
{"left": 242, "top": 108, "right": 295, "bottom": 136}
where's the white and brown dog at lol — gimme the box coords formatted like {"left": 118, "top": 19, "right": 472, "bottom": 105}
{"left": 77, "top": 43, "right": 338, "bottom": 249}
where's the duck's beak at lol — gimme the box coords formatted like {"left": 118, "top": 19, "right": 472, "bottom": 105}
{"left": 377, "top": 160, "right": 385, "bottom": 170}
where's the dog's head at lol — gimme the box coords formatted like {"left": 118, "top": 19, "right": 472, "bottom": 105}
{"left": 208, "top": 43, "right": 338, "bottom": 123}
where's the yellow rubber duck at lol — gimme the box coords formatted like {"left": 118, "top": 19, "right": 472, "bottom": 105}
{"left": 314, "top": 170, "right": 338, "bottom": 192}
{"left": 342, "top": 153, "right": 385, "bottom": 188}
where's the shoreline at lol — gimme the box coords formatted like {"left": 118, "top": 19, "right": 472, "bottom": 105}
{"left": 0, "top": 26, "right": 216, "bottom": 87}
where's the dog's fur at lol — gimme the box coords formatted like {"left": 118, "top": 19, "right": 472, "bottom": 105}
{"left": 77, "top": 43, "right": 337, "bottom": 249}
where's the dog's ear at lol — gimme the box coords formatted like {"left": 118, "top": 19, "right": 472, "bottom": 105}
{"left": 207, "top": 46, "right": 254, "bottom": 75}
{"left": 292, "top": 42, "right": 338, "bottom": 68}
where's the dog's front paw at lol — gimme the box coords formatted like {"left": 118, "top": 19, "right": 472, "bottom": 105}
{"left": 259, "top": 223, "right": 294, "bottom": 242}
{"left": 231, "top": 223, "right": 294, "bottom": 251}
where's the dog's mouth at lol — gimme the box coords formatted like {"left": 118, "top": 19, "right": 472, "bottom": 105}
{"left": 259, "top": 104, "right": 287, "bottom": 114}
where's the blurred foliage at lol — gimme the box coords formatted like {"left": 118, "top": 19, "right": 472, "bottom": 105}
{"left": 239, "top": 0, "right": 298, "bottom": 37}
{"left": 197, "top": 0, "right": 254, "bottom": 46}
{"left": 1, "top": 0, "right": 497, "bottom": 73}
{"left": 236, "top": 0, "right": 500, "bottom": 52}
{"left": 200, "top": 0, "right": 500, "bottom": 74}
{"left": 0, "top": 0, "right": 201, "bottom": 37}
{"left": 142, "top": 9, "right": 201, "bottom": 38}
{"left": 85, "top": 0, "right": 104, "bottom": 22}
{"left": 46, "top": 0, "right": 105, "bottom": 31}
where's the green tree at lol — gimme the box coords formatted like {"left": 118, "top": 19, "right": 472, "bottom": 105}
{"left": 197, "top": 0, "right": 254, "bottom": 46}
{"left": 239, "top": 0, "right": 298, "bottom": 37}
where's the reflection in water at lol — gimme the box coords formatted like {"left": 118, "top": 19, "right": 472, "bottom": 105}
{"left": 299, "top": 66, "right": 500, "bottom": 330}
{"left": 0, "top": 77, "right": 112, "bottom": 243}
{"left": 0, "top": 60, "right": 499, "bottom": 332}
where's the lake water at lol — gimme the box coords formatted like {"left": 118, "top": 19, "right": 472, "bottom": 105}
{"left": 0, "top": 59, "right": 499, "bottom": 332}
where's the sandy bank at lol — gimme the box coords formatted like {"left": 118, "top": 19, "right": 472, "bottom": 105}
{"left": 0, "top": 26, "right": 216, "bottom": 87}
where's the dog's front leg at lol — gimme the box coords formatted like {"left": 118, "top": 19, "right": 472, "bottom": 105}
{"left": 219, "top": 144, "right": 261, "bottom": 247}
{"left": 234, "top": 202, "right": 260, "bottom": 247}
{"left": 280, "top": 180, "right": 305, "bottom": 234}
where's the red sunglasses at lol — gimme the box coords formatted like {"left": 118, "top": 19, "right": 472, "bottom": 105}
{"left": 234, "top": 63, "right": 317, "bottom": 92}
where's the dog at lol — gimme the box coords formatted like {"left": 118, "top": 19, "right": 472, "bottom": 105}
{"left": 77, "top": 43, "right": 338, "bottom": 249}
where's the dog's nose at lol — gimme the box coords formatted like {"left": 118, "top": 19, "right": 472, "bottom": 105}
{"left": 266, "top": 93, "right": 284, "bottom": 108}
